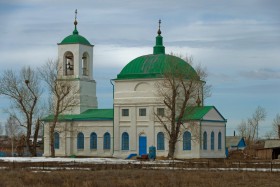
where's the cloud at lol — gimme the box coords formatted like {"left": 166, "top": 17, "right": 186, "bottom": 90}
{"left": 239, "top": 68, "right": 280, "bottom": 80}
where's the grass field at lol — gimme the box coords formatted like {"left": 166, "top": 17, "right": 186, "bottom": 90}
{"left": 0, "top": 169, "right": 279, "bottom": 187}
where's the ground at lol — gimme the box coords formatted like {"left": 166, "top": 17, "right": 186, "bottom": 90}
{"left": 0, "top": 157, "right": 279, "bottom": 186}
{"left": 0, "top": 170, "right": 280, "bottom": 187}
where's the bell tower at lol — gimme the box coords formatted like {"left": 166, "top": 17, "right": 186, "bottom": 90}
{"left": 57, "top": 10, "right": 98, "bottom": 114}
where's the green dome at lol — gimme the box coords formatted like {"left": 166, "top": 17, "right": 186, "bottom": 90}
{"left": 60, "top": 33, "right": 91, "bottom": 45}
{"left": 117, "top": 54, "right": 198, "bottom": 80}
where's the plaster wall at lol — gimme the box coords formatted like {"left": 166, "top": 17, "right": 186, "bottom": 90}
{"left": 43, "top": 120, "right": 113, "bottom": 157}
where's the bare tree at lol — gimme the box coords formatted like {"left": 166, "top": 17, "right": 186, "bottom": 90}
{"left": 0, "top": 67, "right": 41, "bottom": 156}
{"left": 250, "top": 106, "right": 266, "bottom": 140}
{"left": 237, "top": 106, "right": 266, "bottom": 144}
{"left": 39, "top": 60, "right": 79, "bottom": 157}
{"left": 5, "top": 115, "right": 23, "bottom": 156}
{"left": 237, "top": 120, "right": 247, "bottom": 138}
{"left": 272, "top": 114, "right": 280, "bottom": 139}
{"left": 264, "top": 131, "right": 274, "bottom": 140}
{"left": 155, "top": 56, "right": 210, "bottom": 158}
{"left": 0, "top": 122, "right": 2, "bottom": 135}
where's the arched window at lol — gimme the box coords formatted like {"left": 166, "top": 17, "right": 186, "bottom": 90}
{"left": 157, "top": 132, "right": 165, "bottom": 150}
{"left": 183, "top": 131, "right": 191, "bottom": 150}
{"left": 122, "top": 132, "right": 129, "bottom": 150}
{"left": 203, "top": 131, "right": 207, "bottom": 150}
{"left": 103, "top": 132, "right": 111, "bottom": 150}
{"left": 218, "top": 132, "right": 222, "bottom": 150}
{"left": 64, "top": 51, "right": 74, "bottom": 76}
{"left": 77, "top": 132, "right": 84, "bottom": 150}
{"left": 54, "top": 132, "right": 59, "bottom": 149}
{"left": 211, "top": 131, "right": 215, "bottom": 150}
{"left": 90, "top": 132, "right": 97, "bottom": 150}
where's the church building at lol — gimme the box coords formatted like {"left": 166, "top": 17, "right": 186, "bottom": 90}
{"left": 43, "top": 14, "right": 227, "bottom": 159}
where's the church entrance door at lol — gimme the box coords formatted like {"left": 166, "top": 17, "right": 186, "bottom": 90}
{"left": 139, "top": 135, "right": 147, "bottom": 156}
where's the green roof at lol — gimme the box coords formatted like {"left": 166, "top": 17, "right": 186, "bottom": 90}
{"left": 117, "top": 54, "right": 198, "bottom": 80}
{"left": 43, "top": 109, "right": 113, "bottom": 122}
{"left": 182, "top": 106, "right": 218, "bottom": 121}
{"left": 59, "top": 24, "right": 91, "bottom": 46}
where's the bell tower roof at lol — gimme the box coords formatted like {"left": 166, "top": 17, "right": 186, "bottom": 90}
{"left": 59, "top": 9, "right": 92, "bottom": 46}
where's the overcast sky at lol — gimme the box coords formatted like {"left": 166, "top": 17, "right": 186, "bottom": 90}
{"left": 0, "top": 0, "right": 280, "bottom": 137}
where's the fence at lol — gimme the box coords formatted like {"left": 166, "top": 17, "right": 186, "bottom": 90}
{"left": 0, "top": 160, "right": 280, "bottom": 172}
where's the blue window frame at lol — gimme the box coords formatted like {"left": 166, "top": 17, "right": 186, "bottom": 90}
{"left": 90, "top": 132, "right": 97, "bottom": 149}
{"left": 103, "top": 132, "right": 111, "bottom": 150}
{"left": 77, "top": 132, "right": 84, "bottom": 149}
{"left": 157, "top": 132, "right": 165, "bottom": 150}
{"left": 211, "top": 131, "right": 215, "bottom": 150}
{"left": 54, "top": 132, "right": 59, "bottom": 149}
{"left": 122, "top": 132, "right": 129, "bottom": 150}
{"left": 218, "top": 132, "right": 222, "bottom": 150}
{"left": 203, "top": 131, "right": 207, "bottom": 150}
{"left": 183, "top": 131, "right": 191, "bottom": 150}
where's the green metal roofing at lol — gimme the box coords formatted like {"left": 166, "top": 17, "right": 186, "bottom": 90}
{"left": 117, "top": 54, "right": 198, "bottom": 80}
{"left": 182, "top": 106, "right": 227, "bottom": 122}
{"left": 59, "top": 24, "right": 91, "bottom": 46}
{"left": 43, "top": 109, "right": 113, "bottom": 122}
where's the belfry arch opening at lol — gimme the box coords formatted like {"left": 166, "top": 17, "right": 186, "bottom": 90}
{"left": 64, "top": 51, "right": 74, "bottom": 76}
{"left": 82, "top": 52, "right": 89, "bottom": 76}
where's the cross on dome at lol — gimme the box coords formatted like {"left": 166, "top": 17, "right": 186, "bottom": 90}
{"left": 75, "top": 9, "right": 77, "bottom": 22}
{"left": 73, "top": 9, "right": 79, "bottom": 35}
{"left": 158, "top": 19, "right": 162, "bottom": 35}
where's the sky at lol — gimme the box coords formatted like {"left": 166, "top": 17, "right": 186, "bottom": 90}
{"left": 0, "top": 0, "right": 279, "bottom": 137}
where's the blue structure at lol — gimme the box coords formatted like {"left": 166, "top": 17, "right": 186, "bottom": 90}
{"left": 139, "top": 135, "right": 147, "bottom": 155}
{"left": 183, "top": 131, "right": 191, "bottom": 150}
{"left": 77, "top": 132, "right": 84, "bottom": 149}
{"left": 157, "top": 132, "right": 165, "bottom": 150}
{"left": 126, "top": 153, "right": 137, "bottom": 159}
{"left": 0, "top": 152, "right": 7, "bottom": 157}
{"left": 103, "top": 132, "right": 111, "bottom": 149}
{"left": 54, "top": 132, "right": 60, "bottom": 149}
{"left": 149, "top": 146, "right": 156, "bottom": 160}
{"left": 90, "top": 132, "right": 97, "bottom": 149}
{"left": 226, "top": 136, "right": 246, "bottom": 151}
{"left": 122, "top": 132, "right": 129, "bottom": 150}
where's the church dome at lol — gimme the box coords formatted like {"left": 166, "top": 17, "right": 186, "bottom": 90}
{"left": 117, "top": 21, "right": 198, "bottom": 80}
{"left": 60, "top": 32, "right": 91, "bottom": 46}
{"left": 117, "top": 54, "right": 197, "bottom": 80}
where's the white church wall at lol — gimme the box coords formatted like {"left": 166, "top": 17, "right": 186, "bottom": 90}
{"left": 203, "top": 108, "right": 224, "bottom": 121}
{"left": 43, "top": 120, "right": 113, "bottom": 157}
{"left": 79, "top": 80, "right": 98, "bottom": 112}
{"left": 200, "top": 121, "right": 226, "bottom": 158}
{"left": 174, "top": 122, "right": 201, "bottom": 159}
{"left": 113, "top": 78, "right": 227, "bottom": 159}
{"left": 113, "top": 79, "right": 163, "bottom": 158}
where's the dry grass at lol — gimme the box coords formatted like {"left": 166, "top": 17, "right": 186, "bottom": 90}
{"left": 0, "top": 169, "right": 279, "bottom": 187}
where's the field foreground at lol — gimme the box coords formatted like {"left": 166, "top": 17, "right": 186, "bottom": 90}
{"left": 0, "top": 169, "right": 280, "bottom": 187}
{"left": 0, "top": 157, "right": 280, "bottom": 186}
